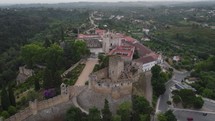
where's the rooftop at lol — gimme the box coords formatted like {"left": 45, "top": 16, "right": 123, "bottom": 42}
{"left": 123, "top": 36, "right": 137, "bottom": 43}
{"left": 95, "top": 29, "right": 106, "bottom": 36}
{"left": 78, "top": 34, "right": 100, "bottom": 39}
{"left": 109, "top": 46, "right": 135, "bottom": 59}
{"left": 134, "top": 55, "right": 156, "bottom": 64}
{"left": 123, "top": 41, "right": 152, "bottom": 57}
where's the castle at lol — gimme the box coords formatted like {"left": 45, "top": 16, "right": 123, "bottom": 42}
{"left": 89, "top": 55, "right": 139, "bottom": 99}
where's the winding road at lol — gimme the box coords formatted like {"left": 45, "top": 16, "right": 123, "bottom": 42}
{"left": 155, "top": 62, "right": 215, "bottom": 121}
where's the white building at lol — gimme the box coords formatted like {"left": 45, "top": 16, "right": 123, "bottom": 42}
{"left": 173, "top": 56, "right": 180, "bottom": 62}
{"left": 132, "top": 56, "right": 157, "bottom": 72}
{"left": 142, "top": 28, "right": 150, "bottom": 35}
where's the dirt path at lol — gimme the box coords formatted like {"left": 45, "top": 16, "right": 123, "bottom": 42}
{"left": 75, "top": 58, "right": 98, "bottom": 86}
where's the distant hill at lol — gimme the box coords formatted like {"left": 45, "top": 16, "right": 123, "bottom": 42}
{"left": 0, "top": 1, "right": 215, "bottom": 9}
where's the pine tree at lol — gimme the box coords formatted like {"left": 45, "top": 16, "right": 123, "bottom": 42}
{"left": 61, "top": 26, "right": 65, "bottom": 42}
{"left": 34, "top": 79, "right": 40, "bottom": 91}
{"left": 8, "top": 86, "right": 16, "bottom": 106}
{"left": 44, "top": 38, "right": 51, "bottom": 48}
{"left": 1, "top": 87, "right": 11, "bottom": 110}
{"left": 102, "top": 99, "right": 112, "bottom": 121}
{"left": 88, "top": 107, "right": 101, "bottom": 121}
{"left": 43, "top": 68, "right": 52, "bottom": 89}
{"left": 53, "top": 71, "right": 61, "bottom": 89}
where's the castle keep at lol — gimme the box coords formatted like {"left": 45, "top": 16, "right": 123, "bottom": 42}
{"left": 89, "top": 55, "right": 139, "bottom": 99}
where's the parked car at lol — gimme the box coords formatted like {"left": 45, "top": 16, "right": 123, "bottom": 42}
{"left": 187, "top": 117, "right": 193, "bottom": 121}
{"left": 203, "top": 113, "right": 208, "bottom": 116}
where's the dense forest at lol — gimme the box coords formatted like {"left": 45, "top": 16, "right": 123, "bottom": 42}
{"left": 0, "top": 8, "right": 89, "bottom": 87}
{"left": 0, "top": 8, "right": 90, "bottom": 118}
{"left": 191, "top": 56, "right": 215, "bottom": 99}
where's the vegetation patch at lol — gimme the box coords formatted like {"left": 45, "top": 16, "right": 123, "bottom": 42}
{"left": 64, "top": 64, "right": 85, "bottom": 85}
{"left": 172, "top": 89, "right": 204, "bottom": 109}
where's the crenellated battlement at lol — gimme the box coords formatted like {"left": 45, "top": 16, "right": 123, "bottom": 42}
{"left": 4, "top": 84, "right": 76, "bottom": 121}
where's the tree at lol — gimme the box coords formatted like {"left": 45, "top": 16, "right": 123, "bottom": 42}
{"left": 52, "top": 71, "right": 61, "bottom": 89}
{"left": 117, "top": 102, "right": 132, "bottom": 121}
{"left": 45, "top": 44, "right": 63, "bottom": 71}
{"left": 140, "top": 114, "right": 148, "bottom": 121}
{"left": 202, "top": 88, "right": 214, "bottom": 99}
{"left": 164, "top": 110, "right": 177, "bottom": 121}
{"left": 151, "top": 64, "right": 161, "bottom": 78}
{"left": 1, "top": 87, "right": 11, "bottom": 110}
{"left": 1, "top": 111, "right": 9, "bottom": 119}
{"left": 8, "top": 86, "right": 16, "bottom": 106}
{"left": 65, "top": 106, "right": 87, "bottom": 121}
{"left": 102, "top": 99, "right": 112, "bottom": 121}
{"left": 157, "top": 113, "right": 167, "bottom": 121}
{"left": 43, "top": 68, "right": 53, "bottom": 89}
{"left": 132, "top": 96, "right": 152, "bottom": 121}
{"left": 74, "top": 40, "right": 90, "bottom": 57}
{"left": 61, "top": 26, "right": 65, "bottom": 42}
{"left": 26, "top": 90, "right": 39, "bottom": 102}
{"left": 193, "top": 97, "right": 204, "bottom": 109}
{"left": 8, "top": 106, "right": 17, "bottom": 115}
{"left": 132, "top": 96, "right": 152, "bottom": 115}
{"left": 172, "top": 95, "right": 181, "bottom": 105}
{"left": 152, "top": 81, "right": 166, "bottom": 96}
{"left": 44, "top": 38, "right": 51, "bottom": 48}
{"left": 112, "top": 115, "right": 121, "bottom": 121}
{"left": 178, "top": 89, "right": 196, "bottom": 108}
{"left": 1, "top": 69, "right": 16, "bottom": 82}
{"left": 43, "top": 68, "right": 61, "bottom": 89}
{"left": 88, "top": 107, "right": 101, "bottom": 121}
{"left": 34, "top": 79, "right": 40, "bottom": 91}
{"left": 151, "top": 65, "right": 166, "bottom": 96}
{"left": 172, "top": 89, "right": 204, "bottom": 109}
{"left": 21, "top": 44, "right": 45, "bottom": 68}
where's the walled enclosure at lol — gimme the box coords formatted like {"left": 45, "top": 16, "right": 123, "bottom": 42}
{"left": 5, "top": 84, "right": 77, "bottom": 121}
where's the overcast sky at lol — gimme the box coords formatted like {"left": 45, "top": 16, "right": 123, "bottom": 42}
{"left": 0, "top": 0, "right": 208, "bottom": 4}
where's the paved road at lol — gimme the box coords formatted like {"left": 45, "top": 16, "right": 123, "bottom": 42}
{"left": 203, "top": 99, "right": 215, "bottom": 112}
{"left": 85, "top": 13, "right": 97, "bottom": 34}
{"left": 157, "top": 70, "right": 190, "bottom": 112}
{"left": 174, "top": 110, "right": 215, "bottom": 121}
{"left": 75, "top": 58, "right": 98, "bottom": 86}
{"left": 156, "top": 62, "right": 215, "bottom": 121}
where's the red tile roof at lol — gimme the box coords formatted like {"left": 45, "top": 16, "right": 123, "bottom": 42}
{"left": 95, "top": 29, "right": 106, "bottom": 36}
{"left": 109, "top": 46, "right": 135, "bottom": 59}
{"left": 134, "top": 56, "right": 156, "bottom": 64}
{"left": 78, "top": 34, "right": 100, "bottom": 39}
{"left": 124, "top": 36, "right": 136, "bottom": 43}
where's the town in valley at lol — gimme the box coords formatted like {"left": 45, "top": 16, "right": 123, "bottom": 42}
{"left": 0, "top": 0, "right": 215, "bottom": 121}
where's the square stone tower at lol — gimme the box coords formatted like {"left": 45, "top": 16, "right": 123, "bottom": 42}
{"left": 108, "top": 55, "right": 124, "bottom": 82}
{"left": 102, "top": 32, "right": 110, "bottom": 54}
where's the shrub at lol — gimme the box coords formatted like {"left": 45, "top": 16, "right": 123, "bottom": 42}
{"left": 44, "top": 88, "right": 56, "bottom": 99}
{"left": 1, "top": 111, "right": 9, "bottom": 119}
{"left": 193, "top": 97, "right": 204, "bottom": 109}
{"left": 8, "top": 106, "right": 17, "bottom": 115}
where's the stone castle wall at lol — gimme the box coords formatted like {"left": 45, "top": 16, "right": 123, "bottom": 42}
{"left": 93, "top": 68, "right": 108, "bottom": 80}
{"left": 91, "top": 80, "right": 133, "bottom": 99}
{"left": 5, "top": 85, "right": 76, "bottom": 121}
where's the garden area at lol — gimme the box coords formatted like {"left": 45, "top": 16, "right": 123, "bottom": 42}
{"left": 63, "top": 64, "right": 85, "bottom": 85}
